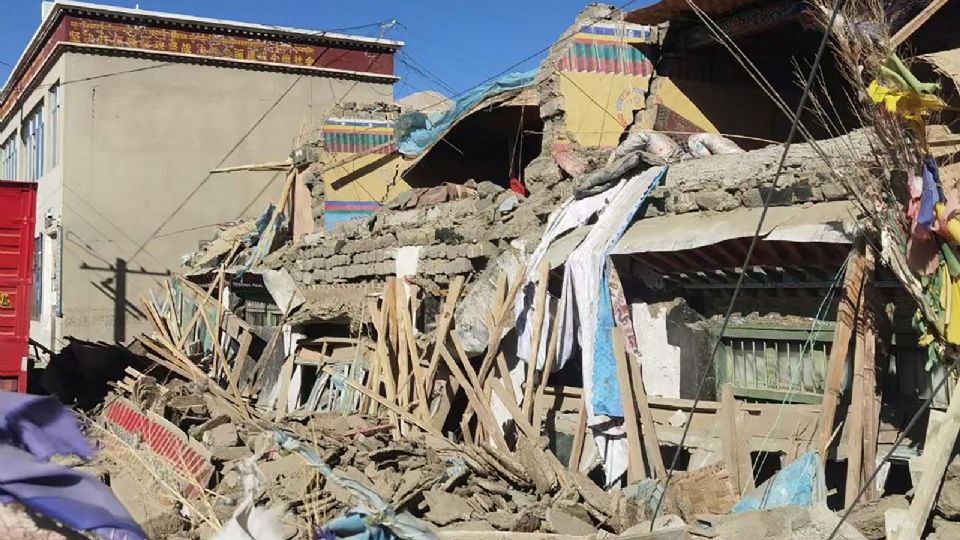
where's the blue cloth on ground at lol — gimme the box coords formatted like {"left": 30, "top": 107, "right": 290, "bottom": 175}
{"left": 275, "top": 431, "right": 437, "bottom": 540}
{"left": 397, "top": 70, "right": 536, "bottom": 156}
{"left": 0, "top": 391, "right": 146, "bottom": 540}
{"left": 316, "top": 511, "right": 396, "bottom": 540}
{"left": 732, "top": 451, "right": 820, "bottom": 512}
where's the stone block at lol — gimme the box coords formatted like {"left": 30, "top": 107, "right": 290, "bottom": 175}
{"left": 397, "top": 228, "right": 436, "bottom": 246}
{"left": 821, "top": 182, "right": 848, "bottom": 200}
{"left": 666, "top": 192, "right": 698, "bottom": 214}
{"left": 693, "top": 190, "right": 739, "bottom": 212}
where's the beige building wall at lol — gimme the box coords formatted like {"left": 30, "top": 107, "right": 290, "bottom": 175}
{"left": 54, "top": 53, "right": 392, "bottom": 343}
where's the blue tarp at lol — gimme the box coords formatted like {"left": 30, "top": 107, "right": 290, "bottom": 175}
{"left": 396, "top": 70, "right": 537, "bottom": 157}
{"left": 732, "top": 451, "right": 821, "bottom": 512}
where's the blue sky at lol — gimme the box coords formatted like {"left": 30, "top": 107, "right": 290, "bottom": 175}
{"left": 0, "top": 0, "right": 648, "bottom": 99}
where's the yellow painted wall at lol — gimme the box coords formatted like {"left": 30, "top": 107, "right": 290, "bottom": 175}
{"left": 559, "top": 72, "right": 650, "bottom": 148}
{"left": 322, "top": 151, "right": 410, "bottom": 203}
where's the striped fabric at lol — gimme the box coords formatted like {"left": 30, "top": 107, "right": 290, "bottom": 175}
{"left": 322, "top": 117, "right": 396, "bottom": 154}
{"left": 324, "top": 201, "right": 381, "bottom": 230}
{"left": 576, "top": 22, "right": 654, "bottom": 42}
{"left": 557, "top": 22, "right": 655, "bottom": 75}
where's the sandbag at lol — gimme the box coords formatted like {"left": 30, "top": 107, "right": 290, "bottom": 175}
{"left": 688, "top": 133, "right": 744, "bottom": 156}
{"left": 610, "top": 130, "right": 682, "bottom": 163}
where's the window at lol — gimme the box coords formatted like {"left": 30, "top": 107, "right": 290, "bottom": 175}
{"left": 716, "top": 324, "right": 833, "bottom": 402}
{"left": 22, "top": 104, "right": 43, "bottom": 181}
{"left": 0, "top": 133, "right": 15, "bottom": 180}
{"left": 243, "top": 298, "right": 282, "bottom": 327}
{"left": 32, "top": 236, "right": 43, "bottom": 320}
{"left": 48, "top": 84, "right": 60, "bottom": 169}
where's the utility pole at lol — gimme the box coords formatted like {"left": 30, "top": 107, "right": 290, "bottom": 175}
{"left": 81, "top": 258, "right": 169, "bottom": 343}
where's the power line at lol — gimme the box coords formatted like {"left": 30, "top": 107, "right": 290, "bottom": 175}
{"left": 396, "top": 51, "right": 458, "bottom": 95}
{"left": 128, "top": 60, "right": 321, "bottom": 260}
{"left": 649, "top": 0, "right": 850, "bottom": 528}
{"left": 300, "top": 0, "right": 647, "bottom": 175}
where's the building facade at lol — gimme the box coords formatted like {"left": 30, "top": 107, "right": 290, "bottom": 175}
{"left": 0, "top": 1, "right": 401, "bottom": 349}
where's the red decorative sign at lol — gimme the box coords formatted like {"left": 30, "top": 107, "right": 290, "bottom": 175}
{"left": 2, "top": 12, "right": 395, "bottom": 122}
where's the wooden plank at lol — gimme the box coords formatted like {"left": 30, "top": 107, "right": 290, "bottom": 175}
{"left": 425, "top": 276, "right": 466, "bottom": 390}
{"left": 867, "top": 302, "right": 895, "bottom": 500}
{"left": 891, "top": 0, "right": 949, "bottom": 46}
{"left": 818, "top": 239, "right": 868, "bottom": 455}
{"left": 533, "top": 283, "right": 563, "bottom": 437}
{"left": 845, "top": 244, "right": 875, "bottom": 508}
{"left": 522, "top": 261, "right": 551, "bottom": 422}
{"left": 395, "top": 280, "right": 411, "bottom": 418}
{"left": 489, "top": 378, "right": 536, "bottom": 438}
{"left": 495, "top": 352, "right": 520, "bottom": 410}
{"left": 210, "top": 159, "right": 291, "bottom": 173}
{"left": 399, "top": 289, "right": 431, "bottom": 422}
{"left": 460, "top": 267, "right": 527, "bottom": 433}
{"left": 861, "top": 282, "right": 881, "bottom": 502}
{"left": 175, "top": 272, "right": 225, "bottom": 351}
{"left": 613, "top": 327, "right": 646, "bottom": 482}
{"left": 385, "top": 277, "right": 399, "bottom": 358}
{"left": 628, "top": 350, "right": 667, "bottom": 480}
{"left": 163, "top": 280, "right": 182, "bottom": 344}
{"left": 895, "top": 374, "right": 960, "bottom": 540}
{"left": 568, "top": 401, "right": 588, "bottom": 471}
{"left": 231, "top": 330, "right": 254, "bottom": 396}
{"left": 720, "top": 383, "right": 755, "bottom": 497}
{"left": 292, "top": 169, "right": 315, "bottom": 241}
{"left": 194, "top": 294, "right": 250, "bottom": 420}
{"left": 274, "top": 353, "right": 296, "bottom": 421}
{"left": 212, "top": 255, "right": 229, "bottom": 379}
{"left": 438, "top": 345, "right": 510, "bottom": 450}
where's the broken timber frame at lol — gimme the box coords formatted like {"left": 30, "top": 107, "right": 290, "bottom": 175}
{"left": 817, "top": 238, "right": 870, "bottom": 456}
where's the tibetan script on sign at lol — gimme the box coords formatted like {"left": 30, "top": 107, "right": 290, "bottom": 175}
{"left": 66, "top": 18, "right": 318, "bottom": 66}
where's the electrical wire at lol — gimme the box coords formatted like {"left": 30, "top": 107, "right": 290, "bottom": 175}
{"left": 749, "top": 259, "right": 847, "bottom": 481}
{"left": 128, "top": 58, "right": 323, "bottom": 260}
{"left": 297, "top": 0, "right": 647, "bottom": 178}
{"left": 396, "top": 51, "right": 458, "bottom": 95}
{"left": 649, "top": 0, "right": 851, "bottom": 528}
{"left": 129, "top": 0, "right": 644, "bottom": 263}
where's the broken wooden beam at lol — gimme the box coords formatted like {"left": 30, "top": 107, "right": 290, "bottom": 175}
{"left": 720, "top": 383, "right": 755, "bottom": 497}
{"left": 895, "top": 371, "right": 960, "bottom": 539}
{"left": 818, "top": 238, "right": 869, "bottom": 455}
{"left": 845, "top": 244, "right": 875, "bottom": 508}
{"left": 613, "top": 327, "right": 646, "bottom": 483}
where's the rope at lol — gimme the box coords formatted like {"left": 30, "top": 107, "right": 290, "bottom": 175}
{"left": 750, "top": 257, "right": 848, "bottom": 481}
{"left": 649, "top": 0, "right": 851, "bottom": 528}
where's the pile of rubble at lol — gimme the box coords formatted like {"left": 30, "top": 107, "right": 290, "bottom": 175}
{"left": 84, "top": 364, "right": 879, "bottom": 540}
{"left": 90, "top": 372, "right": 676, "bottom": 539}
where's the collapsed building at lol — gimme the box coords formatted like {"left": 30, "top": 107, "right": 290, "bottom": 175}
{"left": 26, "top": 1, "right": 960, "bottom": 539}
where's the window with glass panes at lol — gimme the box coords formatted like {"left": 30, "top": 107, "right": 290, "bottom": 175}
{"left": 22, "top": 104, "right": 43, "bottom": 181}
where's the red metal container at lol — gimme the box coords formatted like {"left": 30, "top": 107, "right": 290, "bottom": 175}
{"left": 0, "top": 181, "right": 37, "bottom": 392}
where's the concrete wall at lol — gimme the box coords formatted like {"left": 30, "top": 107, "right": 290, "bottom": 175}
{"left": 632, "top": 299, "right": 712, "bottom": 400}
{"left": 0, "top": 56, "right": 67, "bottom": 352}
{"left": 57, "top": 53, "right": 392, "bottom": 344}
